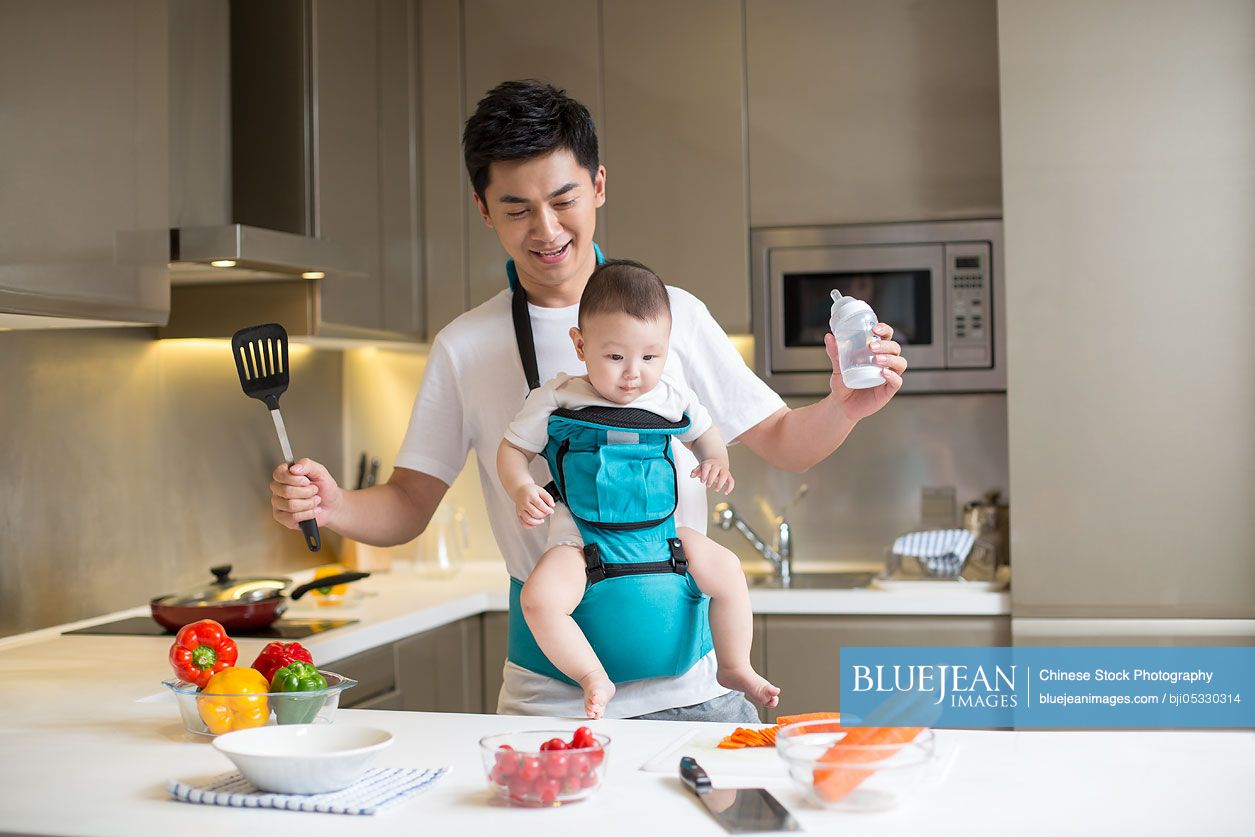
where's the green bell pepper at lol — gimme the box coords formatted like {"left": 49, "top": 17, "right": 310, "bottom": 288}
{"left": 270, "top": 662, "right": 329, "bottom": 725}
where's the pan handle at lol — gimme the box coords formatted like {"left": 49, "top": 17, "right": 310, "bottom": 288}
{"left": 289, "top": 571, "right": 370, "bottom": 600}
{"left": 299, "top": 519, "right": 322, "bottom": 552}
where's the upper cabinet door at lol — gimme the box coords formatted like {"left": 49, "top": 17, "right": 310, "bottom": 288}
{"left": 745, "top": 0, "right": 1002, "bottom": 227}
{"left": 0, "top": 0, "right": 169, "bottom": 325}
{"left": 313, "top": 0, "right": 423, "bottom": 339}
{"left": 602, "top": 0, "right": 750, "bottom": 333}
{"left": 461, "top": 0, "right": 602, "bottom": 310}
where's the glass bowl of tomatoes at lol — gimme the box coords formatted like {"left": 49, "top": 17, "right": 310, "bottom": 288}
{"left": 478, "top": 727, "right": 610, "bottom": 807}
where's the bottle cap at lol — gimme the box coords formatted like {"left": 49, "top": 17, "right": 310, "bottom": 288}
{"left": 830, "top": 289, "right": 874, "bottom": 323}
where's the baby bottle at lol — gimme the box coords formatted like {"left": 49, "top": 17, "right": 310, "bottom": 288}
{"left": 829, "top": 290, "right": 883, "bottom": 389}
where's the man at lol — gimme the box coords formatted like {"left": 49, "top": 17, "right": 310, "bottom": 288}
{"left": 270, "top": 80, "right": 907, "bottom": 721}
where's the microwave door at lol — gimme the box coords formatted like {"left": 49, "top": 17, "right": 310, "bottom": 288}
{"left": 768, "top": 244, "right": 948, "bottom": 374}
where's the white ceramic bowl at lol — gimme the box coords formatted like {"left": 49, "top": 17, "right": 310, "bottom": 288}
{"left": 212, "top": 725, "right": 394, "bottom": 794}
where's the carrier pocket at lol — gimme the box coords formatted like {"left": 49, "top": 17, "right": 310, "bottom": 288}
{"left": 558, "top": 442, "right": 677, "bottom": 529}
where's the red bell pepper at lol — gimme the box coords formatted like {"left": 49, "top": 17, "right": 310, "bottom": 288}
{"left": 168, "top": 619, "right": 239, "bottom": 688}
{"left": 251, "top": 640, "right": 314, "bottom": 683}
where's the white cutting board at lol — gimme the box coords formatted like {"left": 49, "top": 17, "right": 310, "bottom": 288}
{"left": 639, "top": 727, "right": 963, "bottom": 788}
{"left": 638, "top": 726, "right": 789, "bottom": 779}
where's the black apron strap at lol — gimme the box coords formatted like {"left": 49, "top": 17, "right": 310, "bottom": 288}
{"left": 511, "top": 285, "right": 542, "bottom": 392}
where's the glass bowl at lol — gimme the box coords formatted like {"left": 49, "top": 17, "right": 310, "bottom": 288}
{"left": 478, "top": 729, "right": 611, "bottom": 807}
{"left": 162, "top": 670, "right": 357, "bottom": 737}
{"left": 775, "top": 720, "right": 935, "bottom": 812}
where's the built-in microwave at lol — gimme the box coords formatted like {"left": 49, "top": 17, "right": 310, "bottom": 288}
{"left": 751, "top": 219, "right": 1005, "bottom": 395}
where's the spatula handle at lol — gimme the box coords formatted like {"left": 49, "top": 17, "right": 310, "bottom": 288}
{"left": 299, "top": 519, "right": 322, "bottom": 552}
{"left": 271, "top": 408, "right": 321, "bottom": 553}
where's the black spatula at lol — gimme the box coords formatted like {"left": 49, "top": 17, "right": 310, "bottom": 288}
{"left": 231, "top": 322, "right": 321, "bottom": 552}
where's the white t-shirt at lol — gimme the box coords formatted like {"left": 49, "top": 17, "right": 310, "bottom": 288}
{"left": 395, "top": 285, "right": 785, "bottom": 718}
{"left": 504, "top": 372, "right": 713, "bottom": 453}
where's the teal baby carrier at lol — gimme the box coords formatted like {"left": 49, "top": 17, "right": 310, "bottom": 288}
{"left": 505, "top": 252, "right": 713, "bottom": 685}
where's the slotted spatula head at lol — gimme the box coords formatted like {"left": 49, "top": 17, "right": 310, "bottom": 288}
{"left": 231, "top": 323, "right": 290, "bottom": 410}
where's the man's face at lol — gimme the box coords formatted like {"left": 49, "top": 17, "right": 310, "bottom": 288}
{"left": 474, "top": 149, "right": 606, "bottom": 300}
{"left": 569, "top": 312, "right": 671, "bottom": 405}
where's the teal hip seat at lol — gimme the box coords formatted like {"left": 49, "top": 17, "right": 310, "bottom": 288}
{"left": 507, "top": 405, "right": 714, "bottom": 685}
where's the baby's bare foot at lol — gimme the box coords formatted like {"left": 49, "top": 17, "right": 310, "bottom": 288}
{"left": 579, "top": 671, "right": 616, "bottom": 719}
{"left": 718, "top": 665, "right": 781, "bottom": 709}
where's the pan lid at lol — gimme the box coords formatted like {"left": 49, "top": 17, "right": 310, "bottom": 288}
{"left": 162, "top": 565, "right": 292, "bottom": 606}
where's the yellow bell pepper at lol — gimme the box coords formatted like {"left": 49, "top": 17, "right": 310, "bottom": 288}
{"left": 311, "top": 564, "right": 349, "bottom": 607}
{"left": 197, "top": 666, "right": 271, "bottom": 735}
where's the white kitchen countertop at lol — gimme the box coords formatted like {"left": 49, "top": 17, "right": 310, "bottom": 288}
{"left": 0, "top": 559, "right": 1009, "bottom": 665}
{"left": 0, "top": 702, "right": 1249, "bottom": 836}
{"left": 0, "top": 562, "right": 1247, "bottom": 836}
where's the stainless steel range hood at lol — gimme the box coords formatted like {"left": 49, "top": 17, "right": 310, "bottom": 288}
{"left": 169, "top": 224, "right": 363, "bottom": 284}
{"left": 166, "top": 0, "right": 365, "bottom": 291}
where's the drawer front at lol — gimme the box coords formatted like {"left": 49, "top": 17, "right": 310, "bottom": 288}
{"left": 331, "top": 644, "right": 396, "bottom": 707}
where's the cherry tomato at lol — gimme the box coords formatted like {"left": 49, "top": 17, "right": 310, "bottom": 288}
{"left": 543, "top": 752, "right": 569, "bottom": 779}
{"left": 508, "top": 773, "right": 534, "bottom": 801}
{"left": 537, "top": 777, "right": 561, "bottom": 804}
{"left": 570, "top": 726, "right": 595, "bottom": 750}
{"left": 581, "top": 771, "right": 600, "bottom": 789}
{"left": 566, "top": 752, "right": 591, "bottom": 778}
{"left": 542, "top": 737, "right": 568, "bottom": 751}
{"left": 498, "top": 744, "right": 514, "bottom": 751}
{"left": 561, "top": 776, "right": 582, "bottom": 795}
{"left": 518, "top": 756, "right": 542, "bottom": 782}
{"left": 587, "top": 744, "right": 605, "bottom": 767}
{"left": 495, "top": 749, "right": 519, "bottom": 777}
{"left": 490, "top": 763, "right": 511, "bottom": 786}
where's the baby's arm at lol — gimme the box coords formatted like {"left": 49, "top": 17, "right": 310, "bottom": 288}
{"left": 496, "top": 440, "right": 555, "bottom": 528}
{"left": 686, "top": 424, "right": 734, "bottom": 495}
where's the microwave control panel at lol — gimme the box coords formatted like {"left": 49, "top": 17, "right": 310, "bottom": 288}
{"left": 944, "top": 242, "right": 993, "bottom": 368}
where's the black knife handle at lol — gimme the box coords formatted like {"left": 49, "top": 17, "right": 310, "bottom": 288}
{"left": 299, "top": 518, "right": 322, "bottom": 552}
{"left": 679, "top": 756, "right": 712, "bottom": 793}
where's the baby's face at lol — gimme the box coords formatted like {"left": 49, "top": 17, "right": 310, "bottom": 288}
{"left": 570, "top": 311, "right": 671, "bottom": 404}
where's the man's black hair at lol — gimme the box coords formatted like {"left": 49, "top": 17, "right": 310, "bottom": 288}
{"left": 462, "top": 80, "right": 600, "bottom": 202}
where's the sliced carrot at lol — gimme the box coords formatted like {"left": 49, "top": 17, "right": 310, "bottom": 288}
{"left": 812, "top": 726, "right": 925, "bottom": 802}
{"left": 776, "top": 711, "right": 842, "bottom": 726}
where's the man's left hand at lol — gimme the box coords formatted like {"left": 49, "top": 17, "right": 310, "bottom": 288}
{"left": 825, "top": 323, "right": 907, "bottom": 422}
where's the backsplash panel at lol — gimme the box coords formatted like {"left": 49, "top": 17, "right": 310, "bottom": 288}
{"left": 710, "top": 394, "right": 1009, "bottom": 568}
{"left": 0, "top": 329, "right": 343, "bottom": 637}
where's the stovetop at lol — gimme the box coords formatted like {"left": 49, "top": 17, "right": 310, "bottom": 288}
{"left": 62, "top": 615, "right": 358, "bottom": 639}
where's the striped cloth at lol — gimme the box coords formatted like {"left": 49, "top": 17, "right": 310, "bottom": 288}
{"left": 167, "top": 767, "right": 449, "bottom": 815}
{"left": 891, "top": 529, "right": 977, "bottom": 578}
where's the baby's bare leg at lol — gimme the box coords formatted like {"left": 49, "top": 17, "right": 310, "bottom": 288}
{"left": 519, "top": 546, "right": 616, "bottom": 718}
{"left": 677, "top": 527, "right": 780, "bottom": 708}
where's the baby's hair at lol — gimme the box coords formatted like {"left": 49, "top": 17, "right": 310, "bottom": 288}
{"left": 578, "top": 259, "right": 671, "bottom": 330}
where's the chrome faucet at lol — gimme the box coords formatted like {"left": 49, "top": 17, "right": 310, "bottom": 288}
{"left": 713, "top": 484, "right": 808, "bottom": 587}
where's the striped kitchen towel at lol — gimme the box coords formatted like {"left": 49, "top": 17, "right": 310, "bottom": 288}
{"left": 891, "top": 529, "right": 977, "bottom": 578}
{"left": 167, "top": 766, "right": 449, "bottom": 815}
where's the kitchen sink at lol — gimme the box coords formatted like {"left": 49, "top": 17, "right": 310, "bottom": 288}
{"left": 746, "top": 571, "right": 877, "bottom": 590}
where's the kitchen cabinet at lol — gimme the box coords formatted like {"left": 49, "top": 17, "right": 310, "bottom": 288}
{"left": 335, "top": 616, "right": 483, "bottom": 712}
{"left": 482, "top": 610, "right": 510, "bottom": 713}
{"left": 601, "top": 0, "right": 751, "bottom": 332}
{"left": 744, "top": 0, "right": 1002, "bottom": 227}
{"left": 313, "top": 0, "right": 424, "bottom": 338}
{"left": 420, "top": 0, "right": 603, "bottom": 337}
{"left": 330, "top": 644, "right": 398, "bottom": 708}
{"left": 417, "top": 0, "right": 468, "bottom": 338}
{"left": 420, "top": 0, "right": 750, "bottom": 336}
{"left": 461, "top": 0, "right": 603, "bottom": 317}
{"left": 761, "top": 614, "right": 1010, "bottom": 722}
{"left": 0, "top": 0, "right": 169, "bottom": 326}
{"left": 397, "top": 616, "right": 484, "bottom": 713}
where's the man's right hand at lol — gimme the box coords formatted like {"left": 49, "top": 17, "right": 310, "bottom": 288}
{"left": 271, "top": 458, "right": 342, "bottom": 531}
{"left": 512, "top": 483, "right": 555, "bottom": 528}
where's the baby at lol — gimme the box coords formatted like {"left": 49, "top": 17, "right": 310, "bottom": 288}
{"left": 496, "top": 259, "right": 780, "bottom": 719}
